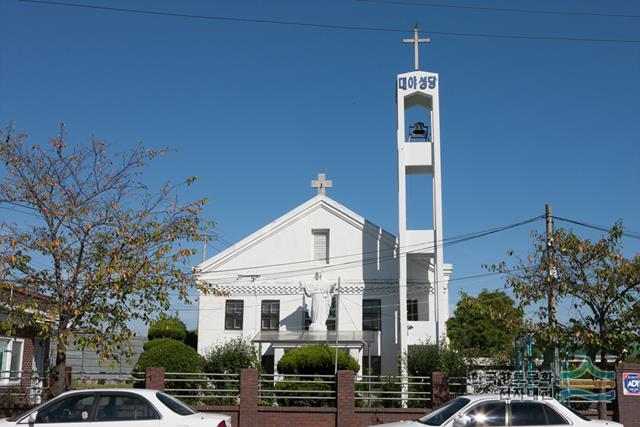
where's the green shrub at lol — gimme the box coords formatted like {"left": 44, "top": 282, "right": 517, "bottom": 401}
{"left": 134, "top": 339, "right": 203, "bottom": 395}
{"left": 203, "top": 337, "right": 259, "bottom": 374}
{"left": 271, "top": 345, "right": 358, "bottom": 408}
{"left": 401, "top": 343, "right": 466, "bottom": 407}
{"left": 356, "top": 376, "right": 401, "bottom": 408}
{"left": 406, "top": 343, "right": 466, "bottom": 378}
{"left": 148, "top": 316, "right": 187, "bottom": 342}
{"left": 143, "top": 337, "right": 176, "bottom": 351}
{"left": 275, "top": 378, "right": 334, "bottom": 407}
{"left": 380, "top": 376, "right": 403, "bottom": 408}
{"left": 135, "top": 338, "right": 203, "bottom": 373}
{"left": 201, "top": 338, "right": 258, "bottom": 405}
{"left": 277, "top": 344, "right": 359, "bottom": 375}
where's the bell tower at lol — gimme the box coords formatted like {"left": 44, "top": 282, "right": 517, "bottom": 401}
{"left": 397, "top": 25, "right": 450, "bottom": 370}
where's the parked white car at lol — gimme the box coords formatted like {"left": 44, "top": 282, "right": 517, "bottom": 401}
{"left": 371, "top": 394, "right": 623, "bottom": 427}
{"left": 0, "top": 388, "right": 231, "bottom": 427}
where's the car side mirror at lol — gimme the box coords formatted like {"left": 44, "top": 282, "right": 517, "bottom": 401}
{"left": 453, "top": 414, "right": 470, "bottom": 427}
{"left": 28, "top": 411, "right": 37, "bottom": 423}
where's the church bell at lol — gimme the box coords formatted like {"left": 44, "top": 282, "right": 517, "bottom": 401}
{"left": 408, "top": 121, "right": 428, "bottom": 142}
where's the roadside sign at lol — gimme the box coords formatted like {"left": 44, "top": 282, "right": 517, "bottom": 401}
{"left": 623, "top": 373, "right": 640, "bottom": 396}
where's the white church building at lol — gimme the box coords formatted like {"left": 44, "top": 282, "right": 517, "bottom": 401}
{"left": 196, "top": 28, "right": 452, "bottom": 376}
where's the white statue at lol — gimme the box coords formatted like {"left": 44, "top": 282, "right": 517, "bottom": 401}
{"left": 301, "top": 273, "right": 336, "bottom": 332}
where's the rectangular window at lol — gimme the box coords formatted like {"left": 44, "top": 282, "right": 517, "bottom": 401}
{"left": 312, "top": 229, "right": 329, "bottom": 263}
{"left": 326, "top": 296, "right": 336, "bottom": 331}
{"left": 0, "top": 338, "right": 24, "bottom": 383}
{"left": 224, "top": 300, "right": 244, "bottom": 330}
{"left": 261, "top": 300, "right": 280, "bottom": 331}
{"left": 362, "top": 299, "right": 381, "bottom": 331}
{"left": 407, "top": 299, "right": 419, "bottom": 321}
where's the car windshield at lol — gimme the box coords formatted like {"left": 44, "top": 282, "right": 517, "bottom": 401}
{"left": 418, "top": 397, "right": 471, "bottom": 425}
{"left": 156, "top": 392, "right": 197, "bottom": 416}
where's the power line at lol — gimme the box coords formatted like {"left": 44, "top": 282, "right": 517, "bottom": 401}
{"left": 16, "top": 0, "right": 640, "bottom": 44}
{"left": 552, "top": 215, "right": 640, "bottom": 240}
{"left": 0, "top": 215, "right": 542, "bottom": 292}
{"left": 356, "top": 0, "right": 640, "bottom": 20}
{"left": 0, "top": 205, "right": 42, "bottom": 218}
{"left": 198, "top": 215, "right": 543, "bottom": 276}
{"left": 197, "top": 216, "right": 543, "bottom": 283}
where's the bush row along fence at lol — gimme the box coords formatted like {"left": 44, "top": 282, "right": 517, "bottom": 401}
{"left": 144, "top": 367, "right": 451, "bottom": 427}
{"left": 67, "top": 369, "right": 466, "bottom": 409}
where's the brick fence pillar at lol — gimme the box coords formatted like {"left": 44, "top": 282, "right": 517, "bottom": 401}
{"left": 239, "top": 369, "right": 258, "bottom": 427}
{"left": 20, "top": 337, "right": 34, "bottom": 390}
{"left": 614, "top": 363, "right": 640, "bottom": 427}
{"left": 145, "top": 367, "right": 165, "bottom": 391}
{"left": 337, "top": 370, "right": 355, "bottom": 427}
{"left": 431, "top": 371, "right": 449, "bottom": 408}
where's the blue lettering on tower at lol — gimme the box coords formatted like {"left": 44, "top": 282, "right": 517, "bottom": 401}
{"left": 398, "top": 75, "right": 438, "bottom": 90}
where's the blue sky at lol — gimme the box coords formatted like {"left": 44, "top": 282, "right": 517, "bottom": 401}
{"left": 1, "top": 0, "right": 639, "bottom": 333}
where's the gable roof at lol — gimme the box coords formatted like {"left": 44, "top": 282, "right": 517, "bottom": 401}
{"left": 197, "top": 194, "right": 396, "bottom": 273}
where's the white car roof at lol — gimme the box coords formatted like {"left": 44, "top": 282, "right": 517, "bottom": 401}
{"left": 456, "top": 394, "right": 558, "bottom": 402}
{"left": 58, "top": 388, "right": 163, "bottom": 397}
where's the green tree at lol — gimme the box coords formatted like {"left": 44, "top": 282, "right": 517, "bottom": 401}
{"left": 489, "top": 223, "right": 640, "bottom": 367}
{"left": 0, "top": 126, "right": 213, "bottom": 396}
{"left": 446, "top": 289, "right": 524, "bottom": 362}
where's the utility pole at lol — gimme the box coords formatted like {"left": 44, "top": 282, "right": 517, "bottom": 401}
{"left": 202, "top": 235, "right": 207, "bottom": 262}
{"left": 543, "top": 203, "right": 558, "bottom": 375}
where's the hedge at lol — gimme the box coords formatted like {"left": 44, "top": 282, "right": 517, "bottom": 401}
{"left": 147, "top": 316, "right": 187, "bottom": 342}
{"left": 277, "top": 344, "right": 360, "bottom": 375}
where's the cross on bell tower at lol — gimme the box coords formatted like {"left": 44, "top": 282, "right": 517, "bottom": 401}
{"left": 402, "top": 24, "right": 430, "bottom": 71}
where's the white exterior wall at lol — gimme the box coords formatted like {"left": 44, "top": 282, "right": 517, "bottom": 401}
{"left": 196, "top": 195, "right": 402, "bottom": 374}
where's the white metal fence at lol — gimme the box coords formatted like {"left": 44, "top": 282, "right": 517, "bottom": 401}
{"left": 258, "top": 373, "right": 336, "bottom": 407}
